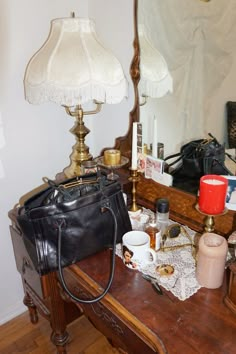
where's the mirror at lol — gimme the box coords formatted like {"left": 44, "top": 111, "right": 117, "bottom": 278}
{"left": 137, "top": 0, "right": 236, "bottom": 157}
{"left": 115, "top": 0, "right": 235, "bottom": 237}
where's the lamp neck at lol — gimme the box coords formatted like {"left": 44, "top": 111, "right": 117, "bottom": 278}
{"left": 62, "top": 101, "right": 102, "bottom": 178}
{"left": 64, "top": 102, "right": 102, "bottom": 118}
{"left": 64, "top": 105, "right": 83, "bottom": 119}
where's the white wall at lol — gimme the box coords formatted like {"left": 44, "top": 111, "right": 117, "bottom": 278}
{"left": 88, "top": 0, "right": 134, "bottom": 154}
{"left": 0, "top": 0, "right": 134, "bottom": 324}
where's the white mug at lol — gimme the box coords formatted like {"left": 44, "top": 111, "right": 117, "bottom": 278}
{"left": 122, "top": 230, "right": 156, "bottom": 269}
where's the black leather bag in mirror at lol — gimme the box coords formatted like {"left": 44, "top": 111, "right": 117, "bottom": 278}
{"left": 164, "top": 133, "right": 233, "bottom": 194}
{"left": 16, "top": 172, "right": 132, "bottom": 303}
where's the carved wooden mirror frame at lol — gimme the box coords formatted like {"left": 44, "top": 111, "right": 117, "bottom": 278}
{"left": 113, "top": 0, "right": 234, "bottom": 237}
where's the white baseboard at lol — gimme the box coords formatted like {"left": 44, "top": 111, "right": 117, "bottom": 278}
{"left": 0, "top": 301, "right": 27, "bottom": 325}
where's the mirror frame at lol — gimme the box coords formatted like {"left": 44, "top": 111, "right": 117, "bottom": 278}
{"left": 111, "top": 0, "right": 235, "bottom": 237}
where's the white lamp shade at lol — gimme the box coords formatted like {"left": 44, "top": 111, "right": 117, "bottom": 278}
{"left": 24, "top": 18, "right": 128, "bottom": 106}
{"left": 139, "top": 24, "right": 173, "bottom": 98}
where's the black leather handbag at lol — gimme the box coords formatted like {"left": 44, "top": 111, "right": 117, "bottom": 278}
{"left": 164, "top": 133, "right": 233, "bottom": 194}
{"left": 16, "top": 172, "right": 132, "bottom": 303}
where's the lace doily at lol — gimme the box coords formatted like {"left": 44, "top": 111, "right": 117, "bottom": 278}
{"left": 117, "top": 208, "right": 201, "bottom": 301}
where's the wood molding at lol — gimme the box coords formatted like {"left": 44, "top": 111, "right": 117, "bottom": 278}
{"left": 136, "top": 174, "right": 235, "bottom": 236}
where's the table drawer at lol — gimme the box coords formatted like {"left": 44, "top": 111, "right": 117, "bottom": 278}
{"left": 10, "top": 225, "right": 43, "bottom": 298}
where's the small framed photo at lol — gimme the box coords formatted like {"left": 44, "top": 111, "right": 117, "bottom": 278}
{"left": 137, "top": 152, "right": 146, "bottom": 173}
{"left": 145, "top": 155, "right": 164, "bottom": 179}
{"left": 137, "top": 123, "right": 142, "bottom": 135}
{"left": 224, "top": 176, "right": 236, "bottom": 210}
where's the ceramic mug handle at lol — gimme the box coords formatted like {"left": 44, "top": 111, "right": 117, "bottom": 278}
{"left": 145, "top": 248, "right": 156, "bottom": 264}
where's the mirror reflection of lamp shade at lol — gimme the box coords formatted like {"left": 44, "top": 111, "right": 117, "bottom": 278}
{"left": 24, "top": 18, "right": 128, "bottom": 106}
{"left": 138, "top": 24, "right": 173, "bottom": 99}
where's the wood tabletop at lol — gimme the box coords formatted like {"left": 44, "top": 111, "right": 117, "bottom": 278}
{"left": 66, "top": 249, "right": 236, "bottom": 354}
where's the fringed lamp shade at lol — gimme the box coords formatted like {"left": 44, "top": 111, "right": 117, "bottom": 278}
{"left": 24, "top": 17, "right": 127, "bottom": 177}
{"left": 139, "top": 24, "right": 173, "bottom": 98}
{"left": 24, "top": 18, "right": 127, "bottom": 106}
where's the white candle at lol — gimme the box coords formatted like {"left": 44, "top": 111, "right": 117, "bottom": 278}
{"left": 152, "top": 116, "right": 157, "bottom": 158}
{"left": 131, "top": 122, "right": 138, "bottom": 169}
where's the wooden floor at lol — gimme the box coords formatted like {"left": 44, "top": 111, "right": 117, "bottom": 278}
{"left": 0, "top": 311, "right": 119, "bottom": 354}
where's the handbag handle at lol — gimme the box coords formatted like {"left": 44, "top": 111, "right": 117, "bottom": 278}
{"left": 164, "top": 152, "right": 183, "bottom": 167}
{"left": 57, "top": 202, "right": 118, "bottom": 304}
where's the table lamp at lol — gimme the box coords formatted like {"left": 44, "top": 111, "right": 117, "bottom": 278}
{"left": 24, "top": 15, "right": 127, "bottom": 178}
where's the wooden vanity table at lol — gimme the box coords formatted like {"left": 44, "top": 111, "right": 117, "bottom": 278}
{"left": 9, "top": 201, "right": 236, "bottom": 354}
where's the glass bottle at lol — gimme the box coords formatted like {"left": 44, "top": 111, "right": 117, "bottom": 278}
{"left": 145, "top": 215, "right": 161, "bottom": 251}
{"left": 156, "top": 198, "right": 169, "bottom": 234}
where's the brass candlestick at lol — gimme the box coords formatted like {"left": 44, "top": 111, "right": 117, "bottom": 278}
{"left": 128, "top": 168, "right": 141, "bottom": 212}
{"left": 204, "top": 215, "right": 215, "bottom": 233}
{"left": 95, "top": 156, "right": 129, "bottom": 181}
{"left": 195, "top": 204, "right": 228, "bottom": 233}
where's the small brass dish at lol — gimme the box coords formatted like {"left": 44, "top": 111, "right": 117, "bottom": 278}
{"left": 156, "top": 264, "right": 174, "bottom": 277}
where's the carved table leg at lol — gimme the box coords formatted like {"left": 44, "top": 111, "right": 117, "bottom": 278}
{"left": 23, "top": 293, "right": 38, "bottom": 324}
{"left": 51, "top": 331, "right": 69, "bottom": 354}
{"left": 46, "top": 272, "right": 71, "bottom": 354}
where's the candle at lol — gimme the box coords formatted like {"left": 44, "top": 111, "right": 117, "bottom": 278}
{"left": 104, "top": 149, "right": 121, "bottom": 166}
{"left": 198, "top": 175, "right": 228, "bottom": 215}
{"left": 196, "top": 232, "right": 228, "bottom": 289}
{"left": 131, "top": 122, "right": 138, "bottom": 169}
{"left": 152, "top": 116, "right": 157, "bottom": 158}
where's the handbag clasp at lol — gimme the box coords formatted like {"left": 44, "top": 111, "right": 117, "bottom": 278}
{"left": 62, "top": 177, "right": 100, "bottom": 189}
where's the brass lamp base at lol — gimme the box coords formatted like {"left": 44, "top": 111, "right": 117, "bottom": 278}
{"left": 63, "top": 102, "right": 102, "bottom": 178}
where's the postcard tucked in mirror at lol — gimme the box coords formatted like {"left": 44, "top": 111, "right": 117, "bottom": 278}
{"left": 144, "top": 155, "right": 173, "bottom": 186}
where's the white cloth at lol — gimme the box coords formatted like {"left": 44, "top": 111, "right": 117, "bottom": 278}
{"left": 117, "top": 207, "right": 201, "bottom": 301}
{"left": 138, "top": 0, "right": 236, "bottom": 142}
{"left": 116, "top": 223, "right": 200, "bottom": 301}
{"left": 118, "top": 208, "right": 233, "bottom": 300}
